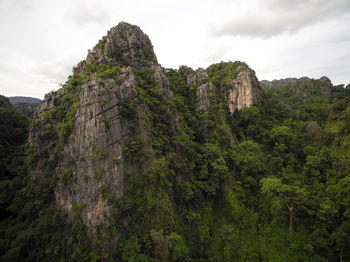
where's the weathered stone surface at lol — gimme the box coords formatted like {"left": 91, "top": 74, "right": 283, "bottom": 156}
{"left": 187, "top": 68, "right": 213, "bottom": 110}
{"left": 29, "top": 22, "right": 172, "bottom": 231}
{"left": 87, "top": 22, "right": 157, "bottom": 67}
{"left": 152, "top": 64, "right": 173, "bottom": 99}
{"left": 226, "top": 67, "right": 260, "bottom": 113}
{"left": 55, "top": 71, "right": 136, "bottom": 228}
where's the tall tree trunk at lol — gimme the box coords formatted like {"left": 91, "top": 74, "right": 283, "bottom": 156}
{"left": 340, "top": 248, "right": 343, "bottom": 262}
{"left": 286, "top": 202, "right": 293, "bottom": 232}
{"left": 289, "top": 207, "right": 293, "bottom": 232}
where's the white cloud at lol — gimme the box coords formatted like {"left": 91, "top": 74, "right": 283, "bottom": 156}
{"left": 0, "top": 47, "right": 50, "bottom": 98}
{"left": 65, "top": 1, "right": 111, "bottom": 27}
{"left": 210, "top": 0, "right": 350, "bottom": 38}
{"left": 0, "top": 0, "right": 36, "bottom": 11}
{"left": 35, "top": 50, "right": 84, "bottom": 85}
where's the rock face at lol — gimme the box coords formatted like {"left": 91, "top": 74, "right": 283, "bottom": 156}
{"left": 206, "top": 62, "right": 261, "bottom": 113}
{"left": 187, "top": 68, "right": 213, "bottom": 110}
{"left": 85, "top": 22, "right": 157, "bottom": 66}
{"left": 30, "top": 22, "right": 172, "bottom": 230}
{"left": 54, "top": 71, "right": 135, "bottom": 228}
{"left": 226, "top": 68, "right": 260, "bottom": 113}
{"left": 29, "top": 22, "right": 261, "bottom": 231}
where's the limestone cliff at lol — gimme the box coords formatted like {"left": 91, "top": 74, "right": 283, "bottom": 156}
{"left": 187, "top": 68, "right": 213, "bottom": 110}
{"left": 29, "top": 22, "right": 261, "bottom": 231}
{"left": 206, "top": 61, "right": 261, "bottom": 113}
{"left": 226, "top": 67, "right": 260, "bottom": 112}
{"left": 30, "top": 22, "right": 172, "bottom": 230}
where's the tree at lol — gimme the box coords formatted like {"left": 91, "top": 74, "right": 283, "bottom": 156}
{"left": 260, "top": 177, "right": 305, "bottom": 232}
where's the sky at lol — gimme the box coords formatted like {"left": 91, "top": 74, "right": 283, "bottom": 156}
{"left": 0, "top": 0, "right": 350, "bottom": 99}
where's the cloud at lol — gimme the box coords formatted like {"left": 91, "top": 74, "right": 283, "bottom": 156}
{"left": 211, "top": 0, "right": 350, "bottom": 38}
{"left": 200, "top": 41, "right": 232, "bottom": 64}
{"left": 35, "top": 50, "right": 84, "bottom": 85}
{"left": 66, "top": 1, "right": 111, "bottom": 27}
{"left": 0, "top": 0, "right": 35, "bottom": 11}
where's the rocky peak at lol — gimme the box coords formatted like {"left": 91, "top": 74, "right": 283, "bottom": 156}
{"left": 319, "top": 76, "right": 331, "bottom": 84}
{"left": 85, "top": 22, "right": 157, "bottom": 67}
{"left": 30, "top": 22, "right": 172, "bottom": 230}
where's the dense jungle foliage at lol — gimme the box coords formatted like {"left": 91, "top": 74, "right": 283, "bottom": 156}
{"left": 0, "top": 63, "right": 350, "bottom": 262}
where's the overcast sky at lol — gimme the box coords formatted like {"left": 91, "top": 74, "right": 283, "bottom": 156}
{"left": 1, "top": 0, "right": 349, "bottom": 99}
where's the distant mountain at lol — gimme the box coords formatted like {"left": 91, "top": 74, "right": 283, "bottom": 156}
{"left": 13, "top": 102, "right": 41, "bottom": 118}
{"left": 8, "top": 96, "right": 42, "bottom": 104}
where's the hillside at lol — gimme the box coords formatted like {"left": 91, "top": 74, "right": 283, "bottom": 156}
{"left": 0, "top": 22, "right": 349, "bottom": 262}
{"left": 0, "top": 95, "right": 29, "bottom": 241}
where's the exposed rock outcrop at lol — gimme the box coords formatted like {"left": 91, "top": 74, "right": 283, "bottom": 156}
{"left": 206, "top": 62, "right": 261, "bottom": 113}
{"left": 187, "top": 68, "right": 213, "bottom": 110}
{"left": 226, "top": 67, "right": 260, "bottom": 112}
{"left": 30, "top": 22, "right": 171, "bottom": 230}
{"left": 84, "top": 22, "right": 157, "bottom": 69}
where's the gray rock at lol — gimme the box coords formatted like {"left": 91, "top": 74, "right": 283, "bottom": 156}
{"left": 187, "top": 68, "right": 213, "bottom": 110}
{"left": 225, "top": 68, "right": 260, "bottom": 113}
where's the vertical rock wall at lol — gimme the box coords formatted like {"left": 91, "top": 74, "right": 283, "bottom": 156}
{"left": 226, "top": 68, "right": 260, "bottom": 112}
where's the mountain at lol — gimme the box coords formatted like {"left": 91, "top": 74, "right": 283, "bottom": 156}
{"left": 28, "top": 22, "right": 260, "bottom": 230}
{"left": 8, "top": 96, "right": 42, "bottom": 104}
{"left": 1, "top": 22, "right": 350, "bottom": 261}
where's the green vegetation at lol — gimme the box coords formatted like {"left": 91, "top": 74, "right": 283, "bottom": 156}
{"left": 97, "top": 65, "right": 120, "bottom": 79}
{"left": 100, "top": 97, "right": 110, "bottom": 107}
{"left": 0, "top": 72, "right": 96, "bottom": 261}
{"left": 207, "top": 61, "right": 249, "bottom": 92}
{"left": 94, "top": 168, "right": 105, "bottom": 181}
{"left": 98, "top": 148, "right": 109, "bottom": 159}
{"left": 0, "top": 96, "right": 28, "bottom": 241}
{"left": 107, "top": 69, "right": 350, "bottom": 261}
{"left": 104, "top": 118, "right": 110, "bottom": 130}
{"left": 83, "top": 172, "right": 88, "bottom": 182}
{"left": 60, "top": 168, "right": 72, "bottom": 185}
